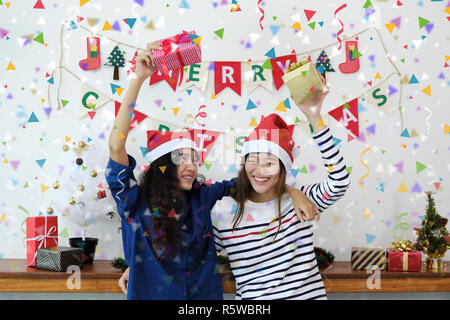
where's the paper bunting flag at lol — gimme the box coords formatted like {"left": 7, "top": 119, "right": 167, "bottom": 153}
{"left": 114, "top": 101, "right": 147, "bottom": 130}
{"left": 363, "top": 81, "right": 394, "bottom": 117}
{"left": 186, "top": 129, "right": 221, "bottom": 166}
{"left": 214, "top": 61, "right": 241, "bottom": 96}
{"left": 328, "top": 98, "right": 359, "bottom": 137}
{"left": 270, "top": 54, "right": 297, "bottom": 91}
{"left": 177, "top": 62, "right": 209, "bottom": 92}
{"left": 244, "top": 60, "right": 273, "bottom": 94}
{"left": 150, "top": 67, "right": 181, "bottom": 92}
{"left": 78, "top": 82, "right": 110, "bottom": 119}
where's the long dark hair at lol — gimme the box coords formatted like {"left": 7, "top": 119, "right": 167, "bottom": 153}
{"left": 138, "top": 151, "right": 189, "bottom": 261}
{"left": 229, "top": 155, "right": 287, "bottom": 240}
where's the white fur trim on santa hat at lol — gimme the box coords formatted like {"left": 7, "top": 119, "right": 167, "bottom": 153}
{"left": 242, "top": 139, "right": 293, "bottom": 169}
{"left": 144, "top": 138, "right": 198, "bottom": 164}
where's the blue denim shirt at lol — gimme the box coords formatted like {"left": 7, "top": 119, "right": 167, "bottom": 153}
{"left": 105, "top": 154, "right": 236, "bottom": 300}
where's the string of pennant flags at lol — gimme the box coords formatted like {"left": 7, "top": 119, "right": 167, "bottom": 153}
{"left": 46, "top": 19, "right": 411, "bottom": 151}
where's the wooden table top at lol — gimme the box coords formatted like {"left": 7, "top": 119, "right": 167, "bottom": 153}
{"left": 1, "top": 259, "right": 448, "bottom": 279}
{"left": 1, "top": 259, "right": 449, "bottom": 293}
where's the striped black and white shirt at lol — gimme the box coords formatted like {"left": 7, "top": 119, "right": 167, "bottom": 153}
{"left": 211, "top": 126, "right": 351, "bottom": 300}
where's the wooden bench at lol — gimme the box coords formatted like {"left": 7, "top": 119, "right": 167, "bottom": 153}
{"left": 0, "top": 259, "right": 449, "bottom": 293}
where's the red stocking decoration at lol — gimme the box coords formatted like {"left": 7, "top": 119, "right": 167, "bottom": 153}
{"left": 338, "top": 40, "right": 360, "bottom": 74}
{"left": 79, "top": 37, "right": 101, "bottom": 71}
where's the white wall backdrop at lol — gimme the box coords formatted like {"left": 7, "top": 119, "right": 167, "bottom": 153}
{"left": 0, "top": 0, "right": 449, "bottom": 261}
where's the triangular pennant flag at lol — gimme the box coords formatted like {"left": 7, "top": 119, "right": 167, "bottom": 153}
{"left": 421, "top": 85, "right": 431, "bottom": 96}
{"left": 304, "top": 9, "right": 316, "bottom": 21}
{"left": 28, "top": 112, "right": 39, "bottom": 123}
{"left": 328, "top": 98, "right": 359, "bottom": 137}
{"left": 416, "top": 161, "right": 427, "bottom": 174}
{"left": 102, "top": 20, "right": 113, "bottom": 31}
{"left": 123, "top": 18, "right": 137, "bottom": 29}
{"left": 35, "top": 159, "right": 46, "bottom": 168}
{"left": 385, "top": 23, "right": 396, "bottom": 34}
{"left": 418, "top": 16, "right": 429, "bottom": 29}
{"left": 214, "top": 28, "right": 224, "bottom": 39}
{"left": 397, "top": 182, "right": 409, "bottom": 192}
{"left": 79, "top": 82, "right": 110, "bottom": 119}
{"left": 246, "top": 99, "right": 258, "bottom": 110}
{"left": 33, "top": 32, "right": 45, "bottom": 44}
{"left": 33, "top": 0, "right": 45, "bottom": 9}
{"left": 6, "top": 61, "right": 15, "bottom": 71}
{"left": 274, "top": 100, "right": 286, "bottom": 112}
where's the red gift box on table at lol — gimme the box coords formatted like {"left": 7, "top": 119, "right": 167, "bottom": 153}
{"left": 26, "top": 216, "right": 58, "bottom": 266}
{"left": 387, "top": 249, "right": 422, "bottom": 272}
{"left": 152, "top": 30, "right": 201, "bottom": 76}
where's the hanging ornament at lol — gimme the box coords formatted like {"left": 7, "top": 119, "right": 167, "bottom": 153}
{"left": 62, "top": 145, "right": 69, "bottom": 152}
{"left": 315, "top": 50, "right": 335, "bottom": 79}
{"left": 53, "top": 181, "right": 60, "bottom": 190}
{"left": 79, "top": 37, "right": 101, "bottom": 71}
{"left": 77, "top": 184, "right": 85, "bottom": 192}
{"left": 76, "top": 201, "right": 85, "bottom": 209}
{"left": 339, "top": 40, "right": 361, "bottom": 74}
{"left": 73, "top": 140, "right": 89, "bottom": 157}
{"left": 97, "top": 190, "right": 107, "bottom": 199}
{"left": 69, "top": 196, "right": 76, "bottom": 205}
{"left": 90, "top": 170, "right": 97, "bottom": 178}
{"left": 105, "top": 45, "right": 126, "bottom": 80}
{"left": 46, "top": 207, "right": 54, "bottom": 215}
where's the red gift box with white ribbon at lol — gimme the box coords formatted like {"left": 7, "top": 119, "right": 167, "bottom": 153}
{"left": 26, "top": 216, "right": 58, "bottom": 266}
{"left": 152, "top": 30, "right": 201, "bottom": 77}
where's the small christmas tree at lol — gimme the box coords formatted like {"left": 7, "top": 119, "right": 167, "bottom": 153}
{"left": 105, "top": 45, "right": 125, "bottom": 80}
{"left": 315, "top": 50, "right": 335, "bottom": 78}
{"left": 414, "top": 191, "right": 450, "bottom": 266}
{"left": 50, "top": 140, "right": 117, "bottom": 240}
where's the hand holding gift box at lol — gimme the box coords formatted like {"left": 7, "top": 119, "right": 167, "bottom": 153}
{"left": 282, "top": 57, "right": 327, "bottom": 105}
{"left": 151, "top": 30, "right": 201, "bottom": 79}
{"left": 26, "top": 216, "right": 58, "bottom": 266}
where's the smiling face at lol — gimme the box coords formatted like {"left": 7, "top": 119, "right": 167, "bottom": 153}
{"left": 244, "top": 152, "right": 282, "bottom": 202}
{"left": 171, "top": 148, "right": 199, "bottom": 191}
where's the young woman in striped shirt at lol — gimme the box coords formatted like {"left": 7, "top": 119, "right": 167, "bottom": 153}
{"left": 211, "top": 76, "right": 351, "bottom": 300}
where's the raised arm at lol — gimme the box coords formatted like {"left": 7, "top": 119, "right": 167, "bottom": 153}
{"left": 108, "top": 42, "right": 162, "bottom": 166}
{"left": 292, "top": 72, "right": 350, "bottom": 212}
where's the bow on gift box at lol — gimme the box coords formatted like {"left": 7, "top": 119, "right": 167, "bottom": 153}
{"left": 159, "top": 30, "right": 192, "bottom": 82}
{"left": 392, "top": 240, "right": 416, "bottom": 251}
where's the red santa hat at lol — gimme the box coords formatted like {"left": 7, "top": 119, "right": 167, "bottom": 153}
{"left": 242, "top": 114, "right": 296, "bottom": 169}
{"left": 144, "top": 129, "right": 198, "bottom": 163}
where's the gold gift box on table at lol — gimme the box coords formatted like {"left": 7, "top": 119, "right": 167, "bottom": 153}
{"left": 282, "top": 58, "right": 325, "bottom": 105}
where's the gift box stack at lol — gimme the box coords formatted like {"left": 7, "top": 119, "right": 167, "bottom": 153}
{"left": 152, "top": 30, "right": 201, "bottom": 77}
{"left": 351, "top": 240, "right": 422, "bottom": 272}
{"left": 26, "top": 216, "right": 59, "bottom": 267}
{"left": 282, "top": 57, "right": 325, "bottom": 105}
{"left": 26, "top": 216, "right": 83, "bottom": 272}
